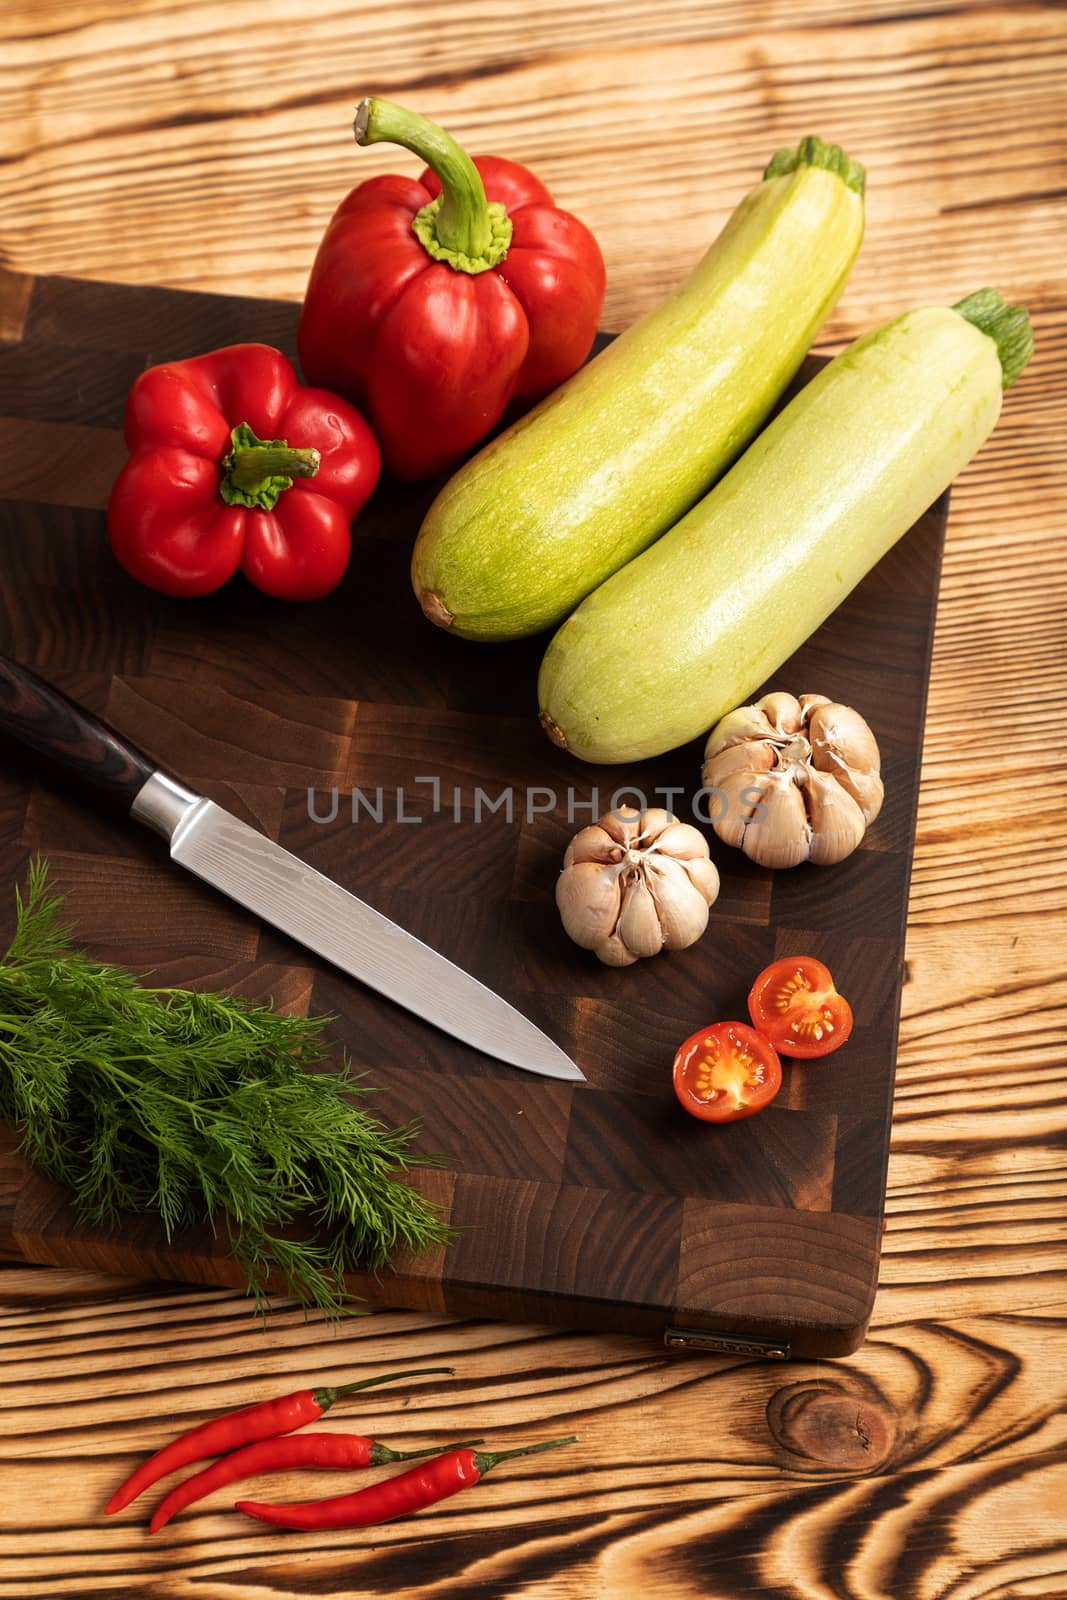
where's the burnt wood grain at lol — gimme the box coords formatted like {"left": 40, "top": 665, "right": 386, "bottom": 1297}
{"left": 0, "top": 270, "right": 948, "bottom": 1357}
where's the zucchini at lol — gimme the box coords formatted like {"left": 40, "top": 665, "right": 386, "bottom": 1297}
{"left": 411, "top": 136, "right": 865, "bottom": 640}
{"left": 538, "top": 290, "right": 1033, "bottom": 764}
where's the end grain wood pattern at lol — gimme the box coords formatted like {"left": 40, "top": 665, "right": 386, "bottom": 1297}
{"left": 0, "top": 268, "right": 947, "bottom": 1356}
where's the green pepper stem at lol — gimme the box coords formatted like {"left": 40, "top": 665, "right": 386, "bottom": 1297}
{"left": 225, "top": 445, "right": 319, "bottom": 487}
{"left": 313, "top": 1366, "right": 454, "bottom": 1412}
{"left": 354, "top": 97, "right": 511, "bottom": 274}
{"left": 219, "top": 421, "right": 320, "bottom": 513}
{"left": 474, "top": 1435, "right": 578, "bottom": 1475}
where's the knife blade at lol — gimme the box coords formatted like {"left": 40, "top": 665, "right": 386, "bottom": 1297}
{"left": 0, "top": 654, "right": 584, "bottom": 1083}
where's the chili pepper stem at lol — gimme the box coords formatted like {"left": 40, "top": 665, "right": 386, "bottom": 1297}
{"left": 473, "top": 1435, "right": 578, "bottom": 1474}
{"left": 371, "top": 1436, "right": 483, "bottom": 1466}
{"left": 312, "top": 1366, "right": 453, "bottom": 1412}
{"left": 354, "top": 96, "right": 512, "bottom": 273}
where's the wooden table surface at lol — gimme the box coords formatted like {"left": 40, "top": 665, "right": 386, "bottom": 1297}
{"left": 1, "top": 2, "right": 1064, "bottom": 1596}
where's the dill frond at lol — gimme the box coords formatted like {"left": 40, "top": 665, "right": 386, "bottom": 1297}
{"left": 0, "top": 859, "right": 452, "bottom": 1319}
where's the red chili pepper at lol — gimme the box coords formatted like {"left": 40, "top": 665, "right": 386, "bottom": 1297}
{"left": 237, "top": 1434, "right": 577, "bottom": 1530}
{"left": 148, "top": 1431, "right": 483, "bottom": 1533}
{"left": 105, "top": 1366, "right": 451, "bottom": 1515}
{"left": 107, "top": 342, "right": 380, "bottom": 599}
{"left": 297, "top": 97, "right": 606, "bottom": 481}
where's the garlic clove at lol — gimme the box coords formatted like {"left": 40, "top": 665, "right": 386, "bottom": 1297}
{"left": 616, "top": 874, "right": 665, "bottom": 960}
{"left": 808, "top": 702, "right": 881, "bottom": 774}
{"left": 708, "top": 769, "right": 767, "bottom": 851}
{"left": 803, "top": 767, "right": 869, "bottom": 865}
{"left": 600, "top": 805, "right": 643, "bottom": 848}
{"left": 679, "top": 853, "right": 721, "bottom": 905}
{"left": 556, "top": 861, "right": 622, "bottom": 948}
{"left": 646, "top": 855, "right": 712, "bottom": 949}
{"left": 703, "top": 702, "right": 777, "bottom": 761}
{"left": 737, "top": 771, "right": 812, "bottom": 868}
{"left": 834, "top": 765, "right": 884, "bottom": 825}
{"left": 564, "top": 824, "right": 622, "bottom": 868}
{"left": 798, "top": 692, "right": 833, "bottom": 718}
{"left": 702, "top": 737, "right": 777, "bottom": 789}
{"left": 651, "top": 820, "right": 711, "bottom": 861}
{"left": 758, "top": 691, "right": 804, "bottom": 736}
{"left": 807, "top": 703, "right": 884, "bottom": 823}
{"left": 651, "top": 822, "right": 720, "bottom": 907}
{"left": 595, "top": 931, "right": 641, "bottom": 968}
{"left": 634, "top": 808, "right": 676, "bottom": 844}
{"left": 861, "top": 769, "right": 885, "bottom": 824}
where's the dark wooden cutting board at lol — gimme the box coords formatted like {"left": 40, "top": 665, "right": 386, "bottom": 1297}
{"left": 0, "top": 268, "right": 946, "bottom": 1357}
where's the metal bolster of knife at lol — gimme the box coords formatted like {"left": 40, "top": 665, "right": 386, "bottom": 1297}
{"left": 130, "top": 772, "right": 208, "bottom": 844}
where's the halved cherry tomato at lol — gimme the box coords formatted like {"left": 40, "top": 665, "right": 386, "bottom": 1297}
{"left": 747, "top": 956, "right": 853, "bottom": 1059}
{"left": 672, "top": 1021, "right": 782, "bottom": 1123}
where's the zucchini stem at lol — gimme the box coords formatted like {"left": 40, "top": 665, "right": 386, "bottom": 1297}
{"left": 953, "top": 289, "right": 1033, "bottom": 390}
{"left": 764, "top": 135, "right": 866, "bottom": 197}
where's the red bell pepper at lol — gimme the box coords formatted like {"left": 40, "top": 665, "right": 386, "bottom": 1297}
{"left": 108, "top": 344, "right": 380, "bottom": 600}
{"left": 296, "top": 97, "right": 606, "bottom": 482}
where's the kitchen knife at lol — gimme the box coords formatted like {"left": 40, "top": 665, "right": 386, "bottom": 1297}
{"left": 0, "top": 654, "right": 583, "bottom": 1082}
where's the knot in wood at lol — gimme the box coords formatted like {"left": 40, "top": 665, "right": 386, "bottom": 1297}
{"left": 766, "top": 1381, "right": 896, "bottom": 1472}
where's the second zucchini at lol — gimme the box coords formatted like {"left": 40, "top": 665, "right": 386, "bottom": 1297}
{"left": 537, "top": 290, "right": 1033, "bottom": 764}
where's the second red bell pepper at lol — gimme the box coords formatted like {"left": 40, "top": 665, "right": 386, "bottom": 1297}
{"left": 108, "top": 344, "right": 380, "bottom": 600}
{"left": 297, "top": 97, "right": 607, "bottom": 481}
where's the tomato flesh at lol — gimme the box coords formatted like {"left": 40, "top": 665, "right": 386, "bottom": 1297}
{"left": 672, "top": 1021, "right": 782, "bottom": 1123}
{"left": 747, "top": 957, "right": 853, "bottom": 1059}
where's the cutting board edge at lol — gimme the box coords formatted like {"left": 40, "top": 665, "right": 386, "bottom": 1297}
{"left": 0, "top": 1122, "right": 882, "bottom": 1358}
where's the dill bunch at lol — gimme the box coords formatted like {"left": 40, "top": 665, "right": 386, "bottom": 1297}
{"left": 0, "top": 859, "right": 452, "bottom": 1318}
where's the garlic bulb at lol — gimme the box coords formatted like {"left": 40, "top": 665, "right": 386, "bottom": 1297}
{"left": 556, "top": 807, "right": 720, "bottom": 967}
{"left": 701, "top": 692, "right": 883, "bottom": 868}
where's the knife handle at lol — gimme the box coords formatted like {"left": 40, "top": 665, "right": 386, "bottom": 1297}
{"left": 0, "top": 653, "right": 156, "bottom": 810}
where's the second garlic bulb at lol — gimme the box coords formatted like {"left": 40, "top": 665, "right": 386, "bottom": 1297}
{"left": 701, "top": 692, "right": 884, "bottom": 868}
{"left": 557, "top": 807, "right": 720, "bottom": 967}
